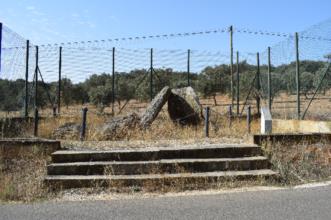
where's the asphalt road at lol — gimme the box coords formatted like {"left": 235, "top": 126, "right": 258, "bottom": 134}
{"left": 1, "top": 185, "right": 331, "bottom": 220}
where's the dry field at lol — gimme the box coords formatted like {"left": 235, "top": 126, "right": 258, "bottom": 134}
{"left": 31, "top": 91, "right": 331, "bottom": 141}
{"left": 1, "top": 93, "right": 331, "bottom": 202}
{"left": 36, "top": 107, "right": 259, "bottom": 142}
{"left": 1, "top": 91, "right": 330, "bottom": 142}
{"left": 1, "top": 141, "right": 329, "bottom": 202}
{"left": 1, "top": 90, "right": 331, "bottom": 120}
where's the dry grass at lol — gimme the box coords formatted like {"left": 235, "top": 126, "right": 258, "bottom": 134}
{"left": 263, "top": 141, "right": 331, "bottom": 185}
{"left": 100, "top": 161, "right": 272, "bottom": 194}
{"left": 35, "top": 106, "right": 259, "bottom": 142}
{"left": 19, "top": 93, "right": 313, "bottom": 145}
{"left": 99, "top": 156, "right": 275, "bottom": 194}
{"left": 2, "top": 91, "right": 331, "bottom": 140}
{"left": 55, "top": 176, "right": 272, "bottom": 197}
{"left": 0, "top": 149, "right": 51, "bottom": 202}
{"left": 19, "top": 91, "right": 331, "bottom": 141}
{"left": 2, "top": 90, "right": 331, "bottom": 119}
{"left": 119, "top": 178, "right": 270, "bottom": 194}
{"left": 1, "top": 93, "right": 331, "bottom": 201}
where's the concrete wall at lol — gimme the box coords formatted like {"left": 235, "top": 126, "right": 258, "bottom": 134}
{"left": 0, "top": 117, "right": 31, "bottom": 138}
{"left": 0, "top": 138, "right": 61, "bottom": 159}
{"left": 273, "top": 119, "right": 331, "bottom": 133}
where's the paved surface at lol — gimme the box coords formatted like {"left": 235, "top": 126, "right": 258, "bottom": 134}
{"left": 1, "top": 185, "right": 331, "bottom": 220}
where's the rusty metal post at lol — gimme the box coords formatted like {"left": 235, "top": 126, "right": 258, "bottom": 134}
{"left": 228, "top": 105, "right": 233, "bottom": 127}
{"left": 112, "top": 47, "right": 115, "bottom": 115}
{"left": 256, "top": 52, "right": 261, "bottom": 115}
{"left": 34, "top": 46, "right": 39, "bottom": 109}
{"left": 34, "top": 108, "right": 39, "bottom": 136}
{"left": 247, "top": 106, "right": 251, "bottom": 133}
{"left": 150, "top": 48, "right": 153, "bottom": 101}
{"left": 268, "top": 47, "right": 272, "bottom": 112}
{"left": 24, "top": 40, "right": 30, "bottom": 118}
{"left": 58, "top": 46, "right": 62, "bottom": 114}
{"left": 230, "top": 26, "right": 234, "bottom": 106}
{"left": 187, "top": 49, "right": 190, "bottom": 86}
{"left": 80, "top": 107, "right": 88, "bottom": 141}
{"left": 295, "top": 32, "right": 301, "bottom": 119}
{"left": 236, "top": 51, "right": 240, "bottom": 116}
{"left": 205, "top": 107, "right": 210, "bottom": 138}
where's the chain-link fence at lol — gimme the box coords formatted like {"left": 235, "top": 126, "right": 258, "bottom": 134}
{"left": 1, "top": 20, "right": 331, "bottom": 122}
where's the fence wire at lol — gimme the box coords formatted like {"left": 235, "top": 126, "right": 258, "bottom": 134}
{"left": 1, "top": 20, "right": 331, "bottom": 119}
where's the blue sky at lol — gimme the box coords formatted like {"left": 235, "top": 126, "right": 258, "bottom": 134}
{"left": 1, "top": 0, "right": 331, "bottom": 52}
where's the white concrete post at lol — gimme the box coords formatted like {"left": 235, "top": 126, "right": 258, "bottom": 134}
{"left": 261, "top": 107, "right": 272, "bottom": 134}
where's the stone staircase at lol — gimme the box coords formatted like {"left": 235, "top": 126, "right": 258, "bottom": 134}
{"left": 45, "top": 144, "right": 277, "bottom": 189}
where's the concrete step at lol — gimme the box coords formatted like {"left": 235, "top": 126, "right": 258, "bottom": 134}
{"left": 47, "top": 156, "right": 270, "bottom": 175}
{"left": 45, "top": 169, "right": 278, "bottom": 189}
{"left": 51, "top": 144, "right": 262, "bottom": 163}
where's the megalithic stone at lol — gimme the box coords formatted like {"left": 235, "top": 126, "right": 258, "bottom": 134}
{"left": 168, "top": 87, "right": 203, "bottom": 125}
{"left": 140, "top": 86, "right": 172, "bottom": 128}
{"left": 100, "top": 112, "right": 141, "bottom": 140}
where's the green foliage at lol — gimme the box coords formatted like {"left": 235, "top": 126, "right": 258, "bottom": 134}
{"left": 301, "top": 72, "right": 315, "bottom": 96}
{"left": 62, "top": 78, "right": 74, "bottom": 108}
{"left": 0, "top": 60, "right": 330, "bottom": 112}
{"left": 88, "top": 85, "right": 113, "bottom": 108}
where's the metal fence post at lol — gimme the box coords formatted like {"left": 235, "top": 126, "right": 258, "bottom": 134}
{"left": 150, "top": 48, "right": 153, "bottom": 101}
{"left": 187, "top": 49, "right": 190, "bottom": 87}
{"left": 268, "top": 47, "right": 272, "bottom": 112}
{"left": 112, "top": 47, "right": 115, "bottom": 115}
{"left": 24, "top": 40, "right": 30, "bottom": 118}
{"left": 295, "top": 32, "right": 301, "bottom": 119}
{"left": 80, "top": 107, "right": 88, "bottom": 141}
{"left": 229, "top": 25, "right": 234, "bottom": 106}
{"left": 34, "top": 46, "right": 39, "bottom": 109}
{"left": 34, "top": 108, "right": 39, "bottom": 136}
{"left": 205, "top": 107, "right": 210, "bottom": 137}
{"left": 0, "top": 23, "right": 2, "bottom": 73}
{"left": 256, "top": 52, "right": 261, "bottom": 115}
{"left": 52, "top": 106, "right": 57, "bottom": 117}
{"left": 247, "top": 106, "right": 251, "bottom": 133}
{"left": 58, "top": 46, "right": 62, "bottom": 114}
{"left": 228, "top": 105, "right": 233, "bottom": 127}
{"left": 236, "top": 51, "right": 240, "bottom": 116}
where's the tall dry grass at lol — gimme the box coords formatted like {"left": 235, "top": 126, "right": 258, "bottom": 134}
{"left": 36, "top": 107, "right": 259, "bottom": 142}
{"left": 263, "top": 141, "right": 331, "bottom": 185}
{"left": 0, "top": 149, "right": 51, "bottom": 202}
{"left": 3, "top": 91, "right": 331, "bottom": 140}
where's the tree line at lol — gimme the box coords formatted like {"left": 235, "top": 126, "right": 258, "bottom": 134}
{"left": 0, "top": 60, "right": 329, "bottom": 112}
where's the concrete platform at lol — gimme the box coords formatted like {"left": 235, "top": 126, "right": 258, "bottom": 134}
{"left": 273, "top": 119, "right": 331, "bottom": 133}
{"left": 253, "top": 133, "right": 331, "bottom": 145}
{"left": 47, "top": 156, "right": 269, "bottom": 175}
{"left": 51, "top": 144, "right": 261, "bottom": 163}
{"left": 0, "top": 138, "right": 61, "bottom": 159}
{"left": 45, "top": 169, "right": 278, "bottom": 189}
{"left": 46, "top": 144, "right": 277, "bottom": 189}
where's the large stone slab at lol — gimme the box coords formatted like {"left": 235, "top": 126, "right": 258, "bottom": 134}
{"left": 98, "top": 112, "right": 140, "bottom": 140}
{"left": 140, "top": 86, "right": 171, "bottom": 128}
{"left": 53, "top": 122, "right": 81, "bottom": 139}
{"left": 168, "top": 87, "right": 202, "bottom": 125}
